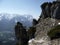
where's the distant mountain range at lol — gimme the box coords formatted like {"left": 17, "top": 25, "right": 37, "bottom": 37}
{"left": 0, "top": 13, "right": 33, "bottom": 32}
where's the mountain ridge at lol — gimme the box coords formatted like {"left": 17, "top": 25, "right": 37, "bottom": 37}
{"left": 0, "top": 13, "right": 33, "bottom": 32}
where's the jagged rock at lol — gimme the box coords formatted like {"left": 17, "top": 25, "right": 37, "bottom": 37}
{"left": 40, "top": 2, "right": 52, "bottom": 19}
{"left": 35, "top": 18, "right": 54, "bottom": 40}
{"left": 15, "top": 22, "right": 36, "bottom": 45}
{"left": 29, "top": 18, "right": 53, "bottom": 45}
{"left": 33, "top": 19, "right": 38, "bottom": 26}
{"left": 40, "top": 2, "right": 48, "bottom": 19}
{"left": 51, "top": 1, "right": 57, "bottom": 18}
{"left": 39, "top": 1, "right": 60, "bottom": 20}
{"left": 29, "top": 17, "right": 60, "bottom": 45}
{"left": 15, "top": 22, "right": 28, "bottom": 45}
{"left": 53, "top": 2, "right": 60, "bottom": 19}
{"left": 29, "top": 0, "right": 60, "bottom": 45}
{"left": 14, "top": 0, "right": 60, "bottom": 45}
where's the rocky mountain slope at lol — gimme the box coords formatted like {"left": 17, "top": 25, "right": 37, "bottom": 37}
{"left": 29, "top": 1, "right": 60, "bottom": 45}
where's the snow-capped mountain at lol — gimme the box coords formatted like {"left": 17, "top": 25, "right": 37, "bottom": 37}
{"left": 0, "top": 13, "right": 33, "bottom": 31}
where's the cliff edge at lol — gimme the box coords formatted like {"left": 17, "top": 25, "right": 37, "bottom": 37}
{"left": 29, "top": 1, "right": 60, "bottom": 45}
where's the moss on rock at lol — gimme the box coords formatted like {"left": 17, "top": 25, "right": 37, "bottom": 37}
{"left": 47, "top": 25, "right": 60, "bottom": 40}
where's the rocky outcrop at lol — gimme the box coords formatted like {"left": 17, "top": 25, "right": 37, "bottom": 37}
{"left": 14, "top": 20, "right": 36, "bottom": 45}
{"left": 39, "top": 1, "right": 60, "bottom": 20}
{"left": 15, "top": 22, "right": 28, "bottom": 45}
{"left": 14, "top": 1, "right": 60, "bottom": 45}
{"left": 33, "top": 19, "right": 38, "bottom": 26}
{"left": 27, "top": 27, "right": 36, "bottom": 40}
{"left": 29, "top": 18, "right": 60, "bottom": 45}
{"left": 51, "top": 38, "right": 60, "bottom": 45}
{"left": 28, "top": 36, "right": 51, "bottom": 45}
{"left": 29, "top": 1, "right": 60, "bottom": 45}
{"left": 57, "top": 0, "right": 60, "bottom": 1}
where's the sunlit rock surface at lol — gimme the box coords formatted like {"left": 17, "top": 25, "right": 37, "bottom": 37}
{"left": 28, "top": 36, "right": 51, "bottom": 45}
{"left": 28, "top": 1, "right": 60, "bottom": 45}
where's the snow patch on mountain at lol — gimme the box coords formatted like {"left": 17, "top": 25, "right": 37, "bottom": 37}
{"left": 0, "top": 13, "right": 33, "bottom": 31}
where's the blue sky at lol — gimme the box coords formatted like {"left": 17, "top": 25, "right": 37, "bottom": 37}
{"left": 0, "top": 0, "right": 55, "bottom": 19}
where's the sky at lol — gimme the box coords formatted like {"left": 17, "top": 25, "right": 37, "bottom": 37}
{"left": 0, "top": 0, "right": 55, "bottom": 19}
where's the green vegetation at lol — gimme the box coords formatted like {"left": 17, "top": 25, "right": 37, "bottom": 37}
{"left": 47, "top": 25, "right": 60, "bottom": 40}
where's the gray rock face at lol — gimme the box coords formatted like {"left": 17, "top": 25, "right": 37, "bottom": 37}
{"left": 57, "top": 0, "right": 60, "bottom": 1}
{"left": 29, "top": 1, "right": 60, "bottom": 45}
{"left": 29, "top": 18, "right": 52, "bottom": 45}
{"left": 39, "top": 1, "right": 60, "bottom": 20}
{"left": 29, "top": 18, "right": 60, "bottom": 45}
{"left": 28, "top": 36, "right": 51, "bottom": 45}
{"left": 51, "top": 38, "right": 60, "bottom": 45}
{"left": 40, "top": 2, "right": 50, "bottom": 19}
{"left": 53, "top": 4, "right": 60, "bottom": 19}
{"left": 35, "top": 18, "right": 54, "bottom": 39}
{"left": 15, "top": 22, "right": 28, "bottom": 45}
